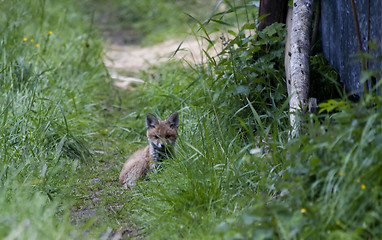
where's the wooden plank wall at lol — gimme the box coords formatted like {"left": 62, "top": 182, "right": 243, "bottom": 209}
{"left": 320, "top": 0, "right": 382, "bottom": 96}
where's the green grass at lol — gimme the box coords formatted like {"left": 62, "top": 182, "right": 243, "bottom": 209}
{"left": 117, "top": 68, "right": 382, "bottom": 239}
{"left": 0, "top": 0, "right": 111, "bottom": 238}
{"left": 1, "top": 0, "right": 381, "bottom": 239}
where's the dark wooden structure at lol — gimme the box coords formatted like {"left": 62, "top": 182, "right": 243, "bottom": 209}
{"left": 320, "top": 0, "right": 382, "bottom": 96}
{"left": 257, "top": 0, "right": 288, "bottom": 31}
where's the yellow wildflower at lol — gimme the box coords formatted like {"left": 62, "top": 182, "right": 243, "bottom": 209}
{"left": 361, "top": 184, "right": 366, "bottom": 190}
{"left": 104, "top": 129, "right": 109, "bottom": 133}
{"left": 30, "top": 38, "right": 34, "bottom": 42}
{"left": 300, "top": 208, "right": 306, "bottom": 214}
{"left": 35, "top": 43, "right": 40, "bottom": 47}
{"left": 339, "top": 171, "right": 343, "bottom": 176}
{"left": 23, "top": 37, "right": 28, "bottom": 42}
{"left": 49, "top": 31, "right": 52, "bottom": 35}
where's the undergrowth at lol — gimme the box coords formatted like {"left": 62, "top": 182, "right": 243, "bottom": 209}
{"left": 118, "top": 2, "right": 382, "bottom": 239}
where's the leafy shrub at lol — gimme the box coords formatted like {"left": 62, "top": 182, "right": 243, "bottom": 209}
{"left": 207, "top": 22, "right": 287, "bottom": 123}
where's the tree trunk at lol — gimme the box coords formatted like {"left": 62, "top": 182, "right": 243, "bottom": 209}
{"left": 257, "top": 0, "right": 288, "bottom": 31}
{"left": 289, "top": 0, "right": 314, "bottom": 136}
{"left": 285, "top": 5, "right": 293, "bottom": 98}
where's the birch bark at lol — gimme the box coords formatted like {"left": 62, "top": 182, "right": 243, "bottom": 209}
{"left": 289, "top": 0, "right": 314, "bottom": 136}
{"left": 285, "top": 5, "right": 293, "bottom": 98}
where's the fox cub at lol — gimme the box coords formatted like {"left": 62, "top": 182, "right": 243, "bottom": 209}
{"left": 119, "top": 112, "right": 179, "bottom": 188}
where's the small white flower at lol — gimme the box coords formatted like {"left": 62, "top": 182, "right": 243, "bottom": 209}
{"left": 249, "top": 148, "right": 261, "bottom": 155}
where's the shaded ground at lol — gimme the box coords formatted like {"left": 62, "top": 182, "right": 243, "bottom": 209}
{"left": 71, "top": 150, "right": 140, "bottom": 239}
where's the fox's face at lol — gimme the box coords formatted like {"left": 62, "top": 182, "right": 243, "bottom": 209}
{"left": 146, "top": 112, "right": 179, "bottom": 152}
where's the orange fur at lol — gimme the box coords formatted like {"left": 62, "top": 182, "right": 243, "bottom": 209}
{"left": 119, "top": 112, "right": 179, "bottom": 188}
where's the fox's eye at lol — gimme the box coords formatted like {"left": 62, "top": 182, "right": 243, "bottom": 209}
{"left": 166, "top": 135, "right": 171, "bottom": 139}
{"left": 155, "top": 135, "right": 159, "bottom": 139}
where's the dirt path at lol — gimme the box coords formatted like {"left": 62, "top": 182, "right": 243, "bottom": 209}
{"left": 103, "top": 35, "right": 224, "bottom": 89}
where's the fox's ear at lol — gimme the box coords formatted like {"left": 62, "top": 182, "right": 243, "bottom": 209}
{"left": 146, "top": 113, "right": 159, "bottom": 129}
{"left": 166, "top": 112, "right": 179, "bottom": 129}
